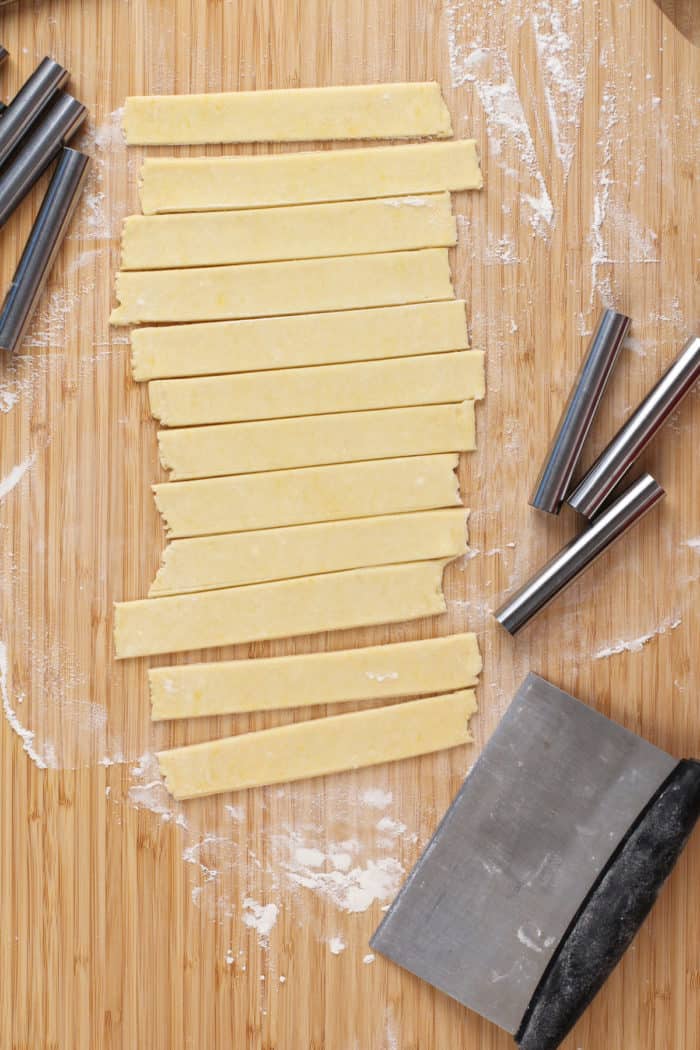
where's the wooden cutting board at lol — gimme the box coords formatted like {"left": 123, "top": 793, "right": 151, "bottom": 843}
{"left": 0, "top": 1, "right": 698, "bottom": 1048}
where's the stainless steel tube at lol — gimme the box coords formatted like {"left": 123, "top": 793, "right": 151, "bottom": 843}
{"left": 0, "top": 148, "right": 90, "bottom": 354}
{"left": 567, "top": 335, "right": 700, "bottom": 518}
{"left": 530, "top": 309, "right": 631, "bottom": 515}
{"left": 495, "top": 473, "right": 664, "bottom": 635}
{"left": 0, "top": 92, "right": 86, "bottom": 227}
{"left": 0, "top": 57, "right": 69, "bottom": 168}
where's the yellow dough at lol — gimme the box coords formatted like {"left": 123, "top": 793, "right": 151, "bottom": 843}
{"left": 114, "top": 560, "right": 449, "bottom": 659}
{"left": 130, "top": 301, "right": 469, "bottom": 382}
{"left": 121, "top": 194, "right": 456, "bottom": 270}
{"left": 123, "top": 82, "right": 453, "bottom": 145}
{"left": 149, "top": 351, "right": 485, "bottom": 427}
{"left": 110, "top": 249, "right": 454, "bottom": 325}
{"left": 157, "top": 689, "right": 477, "bottom": 798}
{"left": 149, "top": 634, "right": 482, "bottom": 720}
{"left": 158, "top": 401, "right": 476, "bottom": 480}
{"left": 153, "top": 454, "right": 462, "bottom": 538}
{"left": 139, "top": 140, "right": 482, "bottom": 214}
{"left": 149, "top": 508, "right": 468, "bottom": 596}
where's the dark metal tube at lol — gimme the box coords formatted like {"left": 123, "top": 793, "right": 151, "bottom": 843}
{"left": 567, "top": 335, "right": 700, "bottom": 519}
{"left": 0, "top": 56, "right": 69, "bottom": 169}
{"left": 0, "top": 148, "right": 90, "bottom": 354}
{"left": 495, "top": 473, "right": 664, "bottom": 635}
{"left": 530, "top": 309, "right": 631, "bottom": 515}
{"left": 0, "top": 91, "right": 86, "bottom": 228}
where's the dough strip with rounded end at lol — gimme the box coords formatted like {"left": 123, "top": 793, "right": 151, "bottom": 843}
{"left": 109, "top": 248, "right": 454, "bottom": 325}
{"left": 149, "top": 508, "right": 468, "bottom": 596}
{"left": 149, "top": 633, "right": 482, "bottom": 720}
{"left": 130, "top": 301, "right": 469, "bottom": 382}
{"left": 114, "top": 560, "right": 449, "bottom": 659}
{"left": 139, "top": 140, "right": 481, "bottom": 214}
{"left": 157, "top": 689, "right": 478, "bottom": 798}
{"left": 158, "top": 401, "right": 475, "bottom": 480}
{"left": 121, "top": 193, "right": 456, "bottom": 270}
{"left": 123, "top": 82, "right": 453, "bottom": 145}
{"left": 149, "top": 351, "right": 485, "bottom": 427}
{"left": 153, "top": 453, "right": 462, "bottom": 538}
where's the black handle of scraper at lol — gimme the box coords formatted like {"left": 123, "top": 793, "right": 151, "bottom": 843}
{"left": 515, "top": 759, "right": 700, "bottom": 1050}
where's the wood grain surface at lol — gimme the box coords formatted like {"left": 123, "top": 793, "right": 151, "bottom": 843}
{"left": 0, "top": 1, "right": 698, "bottom": 1048}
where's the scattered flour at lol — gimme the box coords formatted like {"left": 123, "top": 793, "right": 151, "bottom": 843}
{"left": 328, "top": 936, "right": 346, "bottom": 955}
{"left": 0, "top": 455, "right": 36, "bottom": 501}
{"left": 593, "top": 616, "right": 682, "bottom": 659}
{"left": 360, "top": 788, "right": 393, "bottom": 808}
{"left": 242, "top": 899, "right": 279, "bottom": 947}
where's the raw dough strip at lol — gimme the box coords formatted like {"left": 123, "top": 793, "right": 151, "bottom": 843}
{"left": 158, "top": 401, "right": 475, "bottom": 480}
{"left": 157, "top": 690, "right": 477, "bottom": 798}
{"left": 139, "top": 140, "right": 481, "bottom": 214}
{"left": 149, "top": 508, "right": 468, "bottom": 596}
{"left": 114, "top": 560, "right": 449, "bottom": 659}
{"left": 123, "top": 82, "right": 452, "bottom": 145}
{"left": 149, "top": 351, "right": 485, "bottom": 427}
{"left": 131, "top": 301, "right": 469, "bottom": 382}
{"left": 110, "top": 248, "right": 454, "bottom": 325}
{"left": 121, "top": 193, "right": 456, "bottom": 270}
{"left": 149, "top": 633, "right": 482, "bottom": 720}
{"left": 153, "top": 454, "right": 462, "bottom": 538}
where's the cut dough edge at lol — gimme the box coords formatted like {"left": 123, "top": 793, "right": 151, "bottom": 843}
{"left": 149, "top": 633, "right": 482, "bottom": 720}
{"left": 121, "top": 193, "right": 456, "bottom": 270}
{"left": 138, "top": 140, "right": 482, "bottom": 214}
{"left": 149, "top": 350, "right": 485, "bottom": 427}
{"left": 109, "top": 248, "right": 454, "bottom": 325}
{"left": 130, "top": 301, "right": 470, "bottom": 382}
{"left": 149, "top": 507, "right": 469, "bottom": 596}
{"left": 114, "top": 559, "right": 450, "bottom": 659}
{"left": 123, "top": 82, "right": 452, "bottom": 145}
{"left": 157, "top": 401, "right": 476, "bottom": 480}
{"left": 157, "top": 689, "right": 478, "bottom": 798}
{"left": 152, "top": 454, "right": 462, "bottom": 538}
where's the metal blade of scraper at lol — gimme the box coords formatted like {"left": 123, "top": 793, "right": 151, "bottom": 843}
{"left": 371, "top": 672, "right": 677, "bottom": 1035}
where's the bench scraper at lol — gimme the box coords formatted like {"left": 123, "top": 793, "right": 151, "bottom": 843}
{"left": 371, "top": 673, "right": 700, "bottom": 1050}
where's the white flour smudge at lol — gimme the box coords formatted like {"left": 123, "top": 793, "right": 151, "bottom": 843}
{"left": 529, "top": 0, "right": 588, "bottom": 176}
{"left": 328, "top": 936, "right": 346, "bottom": 955}
{"left": 686, "top": 537, "right": 700, "bottom": 551}
{"left": 593, "top": 616, "right": 682, "bottom": 659}
{"left": 360, "top": 788, "right": 393, "bottom": 808}
{"left": 0, "top": 455, "right": 36, "bottom": 500}
{"left": 0, "top": 640, "right": 57, "bottom": 769}
{"left": 129, "top": 752, "right": 188, "bottom": 827}
{"left": 458, "top": 48, "right": 554, "bottom": 236}
{"left": 242, "top": 899, "right": 279, "bottom": 947}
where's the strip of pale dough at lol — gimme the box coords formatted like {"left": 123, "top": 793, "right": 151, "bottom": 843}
{"left": 110, "top": 249, "right": 453, "bottom": 325}
{"left": 123, "top": 83, "right": 452, "bottom": 145}
{"left": 154, "top": 454, "right": 461, "bottom": 538}
{"left": 139, "top": 140, "right": 482, "bottom": 214}
{"left": 158, "top": 401, "right": 475, "bottom": 480}
{"left": 149, "top": 351, "right": 485, "bottom": 427}
{"left": 149, "top": 508, "right": 468, "bottom": 596}
{"left": 150, "top": 634, "right": 482, "bottom": 720}
{"left": 114, "top": 560, "right": 448, "bottom": 659}
{"left": 131, "top": 301, "right": 469, "bottom": 382}
{"left": 121, "top": 194, "right": 456, "bottom": 270}
{"left": 157, "top": 690, "right": 477, "bottom": 798}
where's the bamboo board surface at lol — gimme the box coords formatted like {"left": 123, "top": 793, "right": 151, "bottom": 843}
{"left": 0, "top": 1, "right": 698, "bottom": 1048}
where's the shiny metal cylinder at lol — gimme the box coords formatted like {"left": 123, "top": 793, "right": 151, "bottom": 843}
{"left": 0, "top": 57, "right": 69, "bottom": 169}
{"left": 0, "top": 92, "right": 86, "bottom": 228}
{"left": 530, "top": 309, "right": 631, "bottom": 515}
{"left": 0, "top": 148, "right": 90, "bottom": 354}
{"left": 495, "top": 473, "right": 664, "bottom": 635}
{"left": 567, "top": 335, "right": 700, "bottom": 518}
